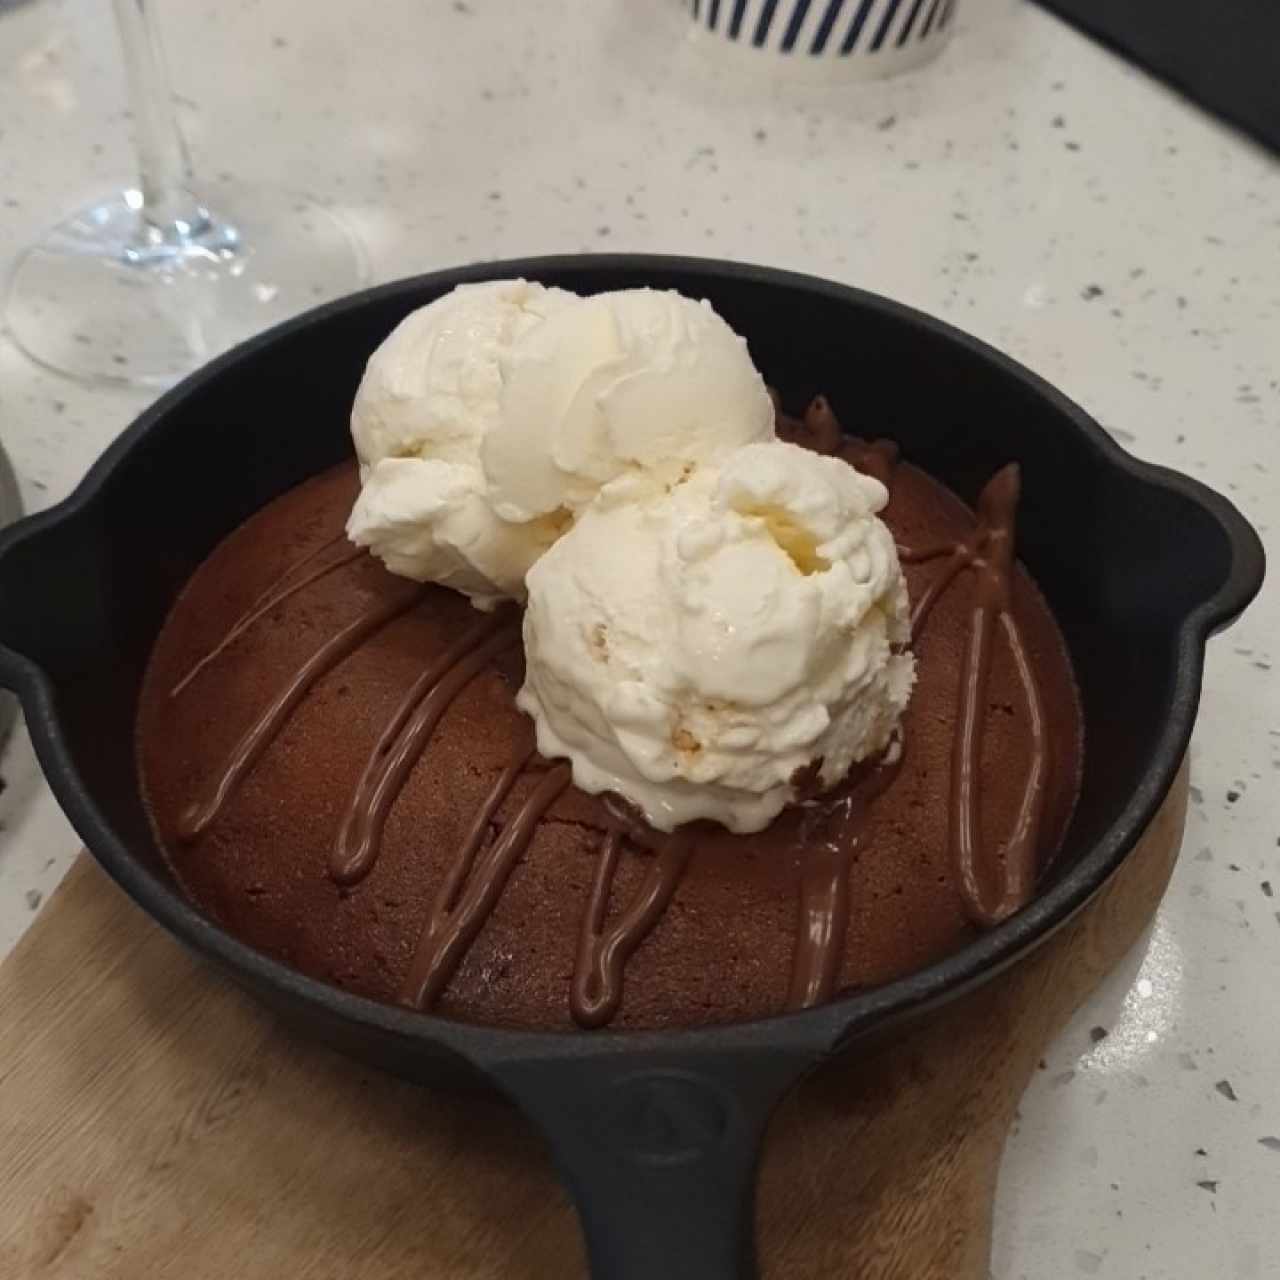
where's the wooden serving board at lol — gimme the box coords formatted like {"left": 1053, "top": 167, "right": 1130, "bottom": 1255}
{"left": 0, "top": 766, "right": 1186, "bottom": 1280}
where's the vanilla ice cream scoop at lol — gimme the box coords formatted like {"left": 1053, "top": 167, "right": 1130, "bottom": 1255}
{"left": 346, "top": 279, "right": 577, "bottom": 607}
{"left": 350, "top": 278, "right": 576, "bottom": 469}
{"left": 348, "top": 281, "right": 779, "bottom": 610}
{"left": 346, "top": 458, "right": 566, "bottom": 606}
{"left": 517, "top": 442, "right": 915, "bottom": 833}
{"left": 484, "top": 288, "right": 775, "bottom": 522}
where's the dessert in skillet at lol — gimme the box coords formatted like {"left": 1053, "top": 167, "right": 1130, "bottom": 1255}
{"left": 137, "top": 282, "right": 1082, "bottom": 1030}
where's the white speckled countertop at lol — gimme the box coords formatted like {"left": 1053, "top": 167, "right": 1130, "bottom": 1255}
{"left": 1, "top": 0, "right": 1277, "bottom": 1274}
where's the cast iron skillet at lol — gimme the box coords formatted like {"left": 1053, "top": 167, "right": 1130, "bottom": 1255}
{"left": 0, "top": 256, "right": 1263, "bottom": 1279}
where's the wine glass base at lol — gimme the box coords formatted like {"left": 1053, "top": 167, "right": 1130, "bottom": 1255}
{"left": 5, "top": 184, "right": 368, "bottom": 388}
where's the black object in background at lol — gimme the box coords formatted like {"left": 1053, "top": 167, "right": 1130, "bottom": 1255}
{"left": 0, "top": 445, "right": 19, "bottom": 750}
{"left": 1035, "top": 0, "right": 1280, "bottom": 154}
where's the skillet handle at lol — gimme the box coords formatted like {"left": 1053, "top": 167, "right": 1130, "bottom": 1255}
{"left": 490, "top": 1048, "right": 812, "bottom": 1280}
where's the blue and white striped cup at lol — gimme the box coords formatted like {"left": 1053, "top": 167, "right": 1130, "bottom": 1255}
{"left": 685, "top": 0, "right": 958, "bottom": 80}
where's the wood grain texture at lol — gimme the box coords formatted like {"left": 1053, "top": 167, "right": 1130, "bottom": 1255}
{"left": 0, "top": 765, "right": 1186, "bottom": 1279}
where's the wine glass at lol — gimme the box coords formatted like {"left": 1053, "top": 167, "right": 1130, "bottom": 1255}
{"left": 4, "top": 0, "right": 367, "bottom": 388}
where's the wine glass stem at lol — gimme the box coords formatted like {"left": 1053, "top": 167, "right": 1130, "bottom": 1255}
{"left": 112, "top": 0, "right": 204, "bottom": 231}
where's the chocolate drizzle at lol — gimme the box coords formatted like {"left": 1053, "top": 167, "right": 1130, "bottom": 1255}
{"left": 787, "top": 738, "right": 905, "bottom": 1009}
{"left": 899, "top": 464, "right": 1050, "bottom": 927}
{"left": 401, "top": 762, "right": 571, "bottom": 1012}
{"left": 332, "top": 609, "right": 520, "bottom": 886}
{"left": 801, "top": 395, "right": 844, "bottom": 456}
{"left": 171, "top": 534, "right": 364, "bottom": 699}
{"left": 176, "top": 587, "right": 423, "bottom": 842}
{"left": 572, "top": 827, "right": 696, "bottom": 1028}
{"left": 397, "top": 737, "right": 536, "bottom": 1006}
{"left": 168, "top": 399, "right": 1053, "bottom": 1028}
{"left": 785, "top": 395, "right": 900, "bottom": 484}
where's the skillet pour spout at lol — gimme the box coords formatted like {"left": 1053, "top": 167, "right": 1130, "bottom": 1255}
{"left": 0, "top": 257, "right": 1263, "bottom": 1280}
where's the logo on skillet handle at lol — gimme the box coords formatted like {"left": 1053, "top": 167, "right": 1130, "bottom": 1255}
{"left": 593, "top": 1070, "right": 733, "bottom": 1166}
